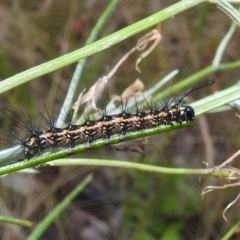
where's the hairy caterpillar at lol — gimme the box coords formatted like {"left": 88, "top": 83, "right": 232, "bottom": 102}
{"left": 10, "top": 79, "right": 214, "bottom": 160}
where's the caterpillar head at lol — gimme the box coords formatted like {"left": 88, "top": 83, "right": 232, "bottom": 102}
{"left": 181, "top": 106, "right": 195, "bottom": 122}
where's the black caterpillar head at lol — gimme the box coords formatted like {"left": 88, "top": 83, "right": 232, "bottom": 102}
{"left": 181, "top": 106, "right": 195, "bottom": 122}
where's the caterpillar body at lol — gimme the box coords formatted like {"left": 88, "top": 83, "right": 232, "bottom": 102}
{"left": 13, "top": 79, "right": 215, "bottom": 160}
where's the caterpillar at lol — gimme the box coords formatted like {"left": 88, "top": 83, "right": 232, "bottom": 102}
{"left": 12, "top": 79, "right": 215, "bottom": 160}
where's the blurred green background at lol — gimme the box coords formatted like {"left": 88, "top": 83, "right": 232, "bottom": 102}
{"left": 0, "top": 1, "right": 240, "bottom": 239}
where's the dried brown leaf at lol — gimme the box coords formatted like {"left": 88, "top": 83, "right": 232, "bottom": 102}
{"left": 107, "top": 47, "right": 136, "bottom": 80}
{"left": 202, "top": 181, "right": 240, "bottom": 197}
{"left": 222, "top": 192, "right": 240, "bottom": 221}
{"left": 80, "top": 76, "right": 108, "bottom": 110}
{"left": 214, "top": 149, "right": 240, "bottom": 171}
{"left": 72, "top": 89, "right": 86, "bottom": 122}
{"left": 107, "top": 28, "right": 161, "bottom": 79}
{"left": 202, "top": 167, "right": 240, "bottom": 221}
{"left": 135, "top": 28, "right": 162, "bottom": 73}
{"left": 74, "top": 28, "right": 160, "bottom": 114}
{"left": 119, "top": 79, "right": 145, "bottom": 103}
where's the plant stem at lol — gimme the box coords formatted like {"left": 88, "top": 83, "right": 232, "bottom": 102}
{"left": 221, "top": 219, "right": 240, "bottom": 240}
{"left": 0, "top": 122, "right": 192, "bottom": 175}
{"left": 56, "top": 0, "right": 121, "bottom": 127}
{"left": 0, "top": 216, "right": 32, "bottom": 227}
{"left": 49, "top": 158, "right": 232, "bottom": 179}
{"left": 27, "top": 174, "right": 92, "bottom": 240}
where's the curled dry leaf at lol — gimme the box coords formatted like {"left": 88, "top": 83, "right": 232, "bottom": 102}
{"left": 222, "top": 192, "right": 240, "bottom": 221}
{"left": 202, "top": 181, "right": 240, "bottom": 196}
{"left": 135, "top": 28, "right": 162, "bottom": 73}
{"left": 72, "top": 89, "right": 86, "bottom": 122}
{"left": 214, "top": 149, "right": 240, "bottom": 171}
{"left": 73, "top": 28, "right": 160, "bottom": 116}
{"left": 202, "top": 166, "right": 240, "bottom": 221}
{"left": 202, "top": 183, "right": 240, "bottom": 221}
{"left": 80, "top": 76, "right": 108, "bottom": 110}
{"left": 112, "top": 79, "right": 145, "bottom": 104}
{"left": 121, "top": 79, "right": 145, "bottom": 103}
{"left": 107, "top": 47, "right": 136, "bottom": 80}
{"left": 107, "top": 28, "right": 161, "bottom": 79}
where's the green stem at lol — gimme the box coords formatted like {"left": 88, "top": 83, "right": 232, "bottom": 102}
{"left": 0, "top": 216, "right": 32, "bottom": 227}
{"left": 56, "top": 0, "right": 121, "bottom": 127}
{"left": 161, "top": 60, "right": 240, "bottom": 97}
{"left": 27, "top": 174, "right": 92, "bottom": 240}
{"left": 216, "top": 0, "right": 240, "bottom": 26}
{"left": 212, "top": 20, "right": 237, "bottom": 66}
{"left": 49, "top": 158, "right": 231, "bottom": 179}
{"left": 221, "top": 219, "right": 240, "bottom": 240}
{"left": 0, "top": 122, "right": 192, "bottom": 175}
{"left": 192, "top": 81, "right": 240, "bottom": 115}
{"left": 1, "top": 79, "right": 239, "bottom": 170}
